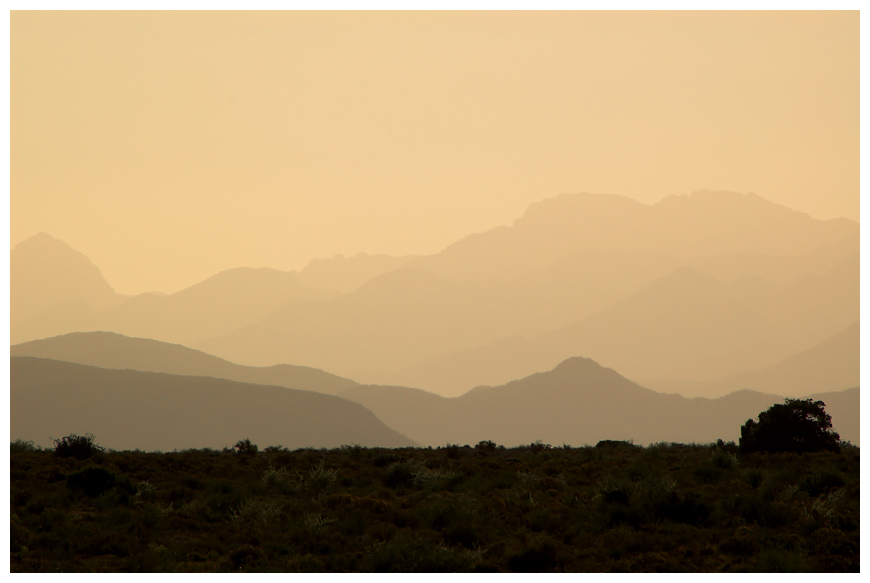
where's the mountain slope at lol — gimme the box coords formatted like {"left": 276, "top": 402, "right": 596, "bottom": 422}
{"left": 11, "top": 332, "right": 359, "bottom": 395}
{"left": 341, "top": 357, "right": 859, "bottom": 447}
{"left": 643, "top": 322, "right": 860, "bottom": 398}
{"left": 12, "top": 264, "right": 337, "bottom": 346}
{"left": 194, "top": 268, "right": 526, "bottom": 373}
{"left": 380, "top": 254, "right": 858, "bottom": 394}
{"left": 14, "top": 192, "right": 858, "bottom": 399}
{"left": 296, "top": 252, "right": 422, "bottom": 293}
{"left": 11, "top": 233, "right": 122, "bottom": 327}
{"left": 11, "top": 357, "right": 414, "bottom": 451}
{"left": 195, "top": 251, "right": 687, "bottom": 374}
{"left": 96, "top": 267, "right": 338, "bottom": 345}
{"left": 194, "top": 191, "right": 857, "bottom": 388}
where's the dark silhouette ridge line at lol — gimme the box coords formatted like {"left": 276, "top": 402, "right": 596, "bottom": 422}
{"left": 10, "top": 347, "right": 858, "bottom": 450}
{"left": 339, "top": 356, "right": 859, "bottom": 448}
{"left": 11, "top": 328, "right": 858, "bottom": 411}
{"left": 11, "top": 331, "right": 359, "bottom": 396}
{"left": 10, "top": 356, "right": 416, "bottom": 451}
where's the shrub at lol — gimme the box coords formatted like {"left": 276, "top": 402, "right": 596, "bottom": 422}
{"left": 529, "top": 440, "right": 552, "bottom": 453}
{"left": 53, "top": 433, "right": 104, "bottom": 459}
{"left": 475, "top": 440, "right": 497, "bottom": 453}
{"left": 800, "top": 471, "right": 846, "bottom": 497}
{"left": 443, "top": 444, "right": 463, "bottom": 459}
{"left": 711, "top": 447, "right": 738, "bottom": 470}
{"left": 66, "top": 466, "right": 117, "bottom": 497}
{"left": 262, "top": 465, "right": 300, "bottom": 494}
{"left": 373, "top": 452, "right": 400, "bottom": 467}
{"left": 595, "top": 440, "right": 639, "bottom": 450}
{"left": 412, "top": 466, "right": 460, "bottom": 490}
{"left": 383, "top": 461, "right": 416, "bottom": 489}
{"left": 227, "top": 498, "right": 283, "bottom": 526}
{"left": 654, "top": 491, "right": 711, "bottom": 525}
{"left": 739, "top": 399, "right": 840, "bottom": 454}
{"left": 306, "top": 459, "right": 338, "bottom": 492}
{"left": 234, "top": 439, "right": 258, "bottom": 456}
{"left": 11, "top": 439, "right": 39, "bottom": 453}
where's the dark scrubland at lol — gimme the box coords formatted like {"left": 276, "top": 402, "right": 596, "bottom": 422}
{"left": 10, "top": 439, "right": 859, "bottom": 572}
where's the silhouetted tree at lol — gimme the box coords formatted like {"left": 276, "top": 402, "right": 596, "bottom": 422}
{"left": 234, "top": 438, "right": 258, "bottom": 456}
{"left": 739, "top": 398, "right": 840, "bottom": 454}
{"left": 53, "top": 433, "right": 104, "bottom": 459}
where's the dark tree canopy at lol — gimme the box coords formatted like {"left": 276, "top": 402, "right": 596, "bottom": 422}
{"left": 739, "top": 398, "right": 840, "bottom": 454}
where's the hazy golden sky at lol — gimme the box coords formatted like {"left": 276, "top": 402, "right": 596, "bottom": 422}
{"left": 11, "top": 11, "right": 859, "bottom": 295}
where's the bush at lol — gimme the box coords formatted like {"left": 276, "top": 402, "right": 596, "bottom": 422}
{"left": 595, "top": 440, "right": 639, "bottom": 450}
{"left": 383, "top": 461, "right": 416, "bottom": 489}
{"left": 66, "top": 466, "right": 117, "bottom": 497}
{"left": 53, "top": 433, "right": 104, "bottom": 459}
{"left": 234, "top": 439, "right": 258, "bottom": 456}
{"left": 227, "top": 498, "right": 283, "bottom": 526}
{"left": 529, "top": 440, "right": 552, "bottom": 453}
{"left": 11, "top": 439, "right": 39, "bottom": 453}
{"left": 306, "top": 459, "right": 338, "bottom": 492}
{"left": 475, "top": 440, "right": 498, "bottom": 453}
{"left": 739, "top": 399, "right": 840, "bottom": 454}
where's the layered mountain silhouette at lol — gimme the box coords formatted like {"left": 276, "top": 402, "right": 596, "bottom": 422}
{"left": 12, "top": 235, "right": 337, "bottom": 345}
{"left": 11, "top": 334, "right": 857, "bottom": 450}
{"left": 643, "top": 322, "right": 860, "bottom": 398}
{"left": 89, "top": 267, "right": 336, "bottom": 346}
{"left": 195, "top": 250, "right": 857, "bottom": 387}
{"left": 405, "top": 190, "right": 858, "bottom": 281}
{"left": 340, "top": 357, "right": 859, "bottom": 447}
{"left": 12, "top": 191, "right": 858, "bottom": 400}
{"left": 195, "top": 268, "right": 536, "bottom": 374}
{"left": 11, "top": 357, "right": 414, "bottom": 451}
{"left": 374, "top": 254, "right": 858, "bottom": 394}
{"left": 10, "top": 331, "right": 359, "bottom": 395}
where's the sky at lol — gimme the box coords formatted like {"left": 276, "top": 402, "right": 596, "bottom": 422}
{"left": 10, "top": 11, "right": 859, "bottom": 295}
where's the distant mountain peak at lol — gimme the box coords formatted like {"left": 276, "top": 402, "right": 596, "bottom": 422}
{"left": 514, "top": 192, "right": 644, "bottom": 227}
{"left": 11, "top": 232, "right": 120, "bottom": 326}
{"left": 552, "top": 355, "right": 606, "bottom": 372}
{"left": 547, "top": 356, "right": 636, "bottom": 385}
{"left": 15, "top": 231, "right": 77, "bottom": 252}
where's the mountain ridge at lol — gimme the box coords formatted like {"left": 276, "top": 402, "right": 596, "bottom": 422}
{"left": 11, "top": 356, "right": 413, "bottom": 451}
{"left": 13, "top": 191, "right": 858, "bottom": 400}
{"left": 341, "top": 356, "right": 859, "bottom": 447}
{"left": 11, "top": 232, "right": 123, "bottom": 325}
{"left": 11, "top": 331, "right": 359, "bottom": 395}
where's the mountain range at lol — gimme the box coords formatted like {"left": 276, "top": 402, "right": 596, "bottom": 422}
{"left": 11, "top": 331, "right": 358, "bottom": 395}
{"left": 339, "top": 357, "right": 859, "bottom": 447}
{"left": 12, "top": 253, "right": 337, "bottom": 346}
{"left": 195, "top": 192, "right": 857, "bottom": 392}
{"left": 10, "top": 332, "right": 859, "bottom": 449}
{"left": 384, "top": 255, "right": 857, "bottom": 393}
{"left": 11, "top": 190, "right": 859, "bottom": 405}
{"left": 403, "top": 190, "right": 858, "bottom": 281}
